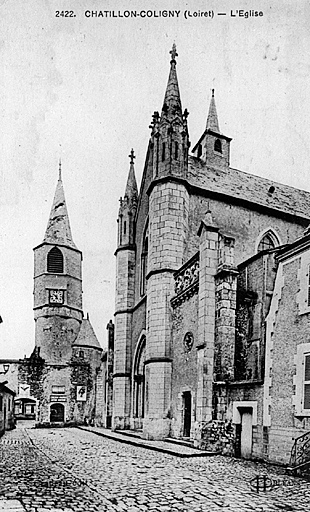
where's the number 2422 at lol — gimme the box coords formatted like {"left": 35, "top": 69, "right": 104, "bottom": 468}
{"left": 55, "top": 11, "right": 76, "bottom": 17}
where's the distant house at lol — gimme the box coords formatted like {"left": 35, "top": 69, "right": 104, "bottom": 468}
{"left": 0, "top": 381, "right": 16, "bottom": 435}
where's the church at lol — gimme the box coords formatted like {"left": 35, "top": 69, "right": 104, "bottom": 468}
{"left": 113, "top": 44, "right": 310, "bottom": 466}
{"left": 1, "top": 164, "right": 106, "bottom": 427}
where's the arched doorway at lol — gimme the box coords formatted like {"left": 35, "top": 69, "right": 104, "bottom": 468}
{"left": 50, "top": 403, "right": 65, "bottom": 423}
{"left": 133, "top": 337, "right": 146, "bottom": 427}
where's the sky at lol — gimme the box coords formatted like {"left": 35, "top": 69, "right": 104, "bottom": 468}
{"left": 0, "top": 0, "right": 310, "bottom": 358}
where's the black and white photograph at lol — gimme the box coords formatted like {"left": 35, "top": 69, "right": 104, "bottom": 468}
{"left": 1, "top": 0, "right": 310, "bottom": 510}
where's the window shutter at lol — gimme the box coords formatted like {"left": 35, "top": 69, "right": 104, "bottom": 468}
{"left": 305, "top": 355, "right": 310, "bottom": 381}
{"left": 304, "top": 384, "right": 310, "bottom": 409}
{"left": 47, "top": 247, "right": 64, "bottom": 273}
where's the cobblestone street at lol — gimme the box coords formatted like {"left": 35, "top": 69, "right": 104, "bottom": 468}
{"left": 0, "top": 422, "right": 310, "bottom": 512}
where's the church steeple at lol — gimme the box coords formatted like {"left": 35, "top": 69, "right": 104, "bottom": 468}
{"left": 192, "top": 89, "right": 232, "bottom": 167}
{"left": 206, "top": 89, "right": 220, "bottom": 132}
{"left": 43, "top": 164, "right": 77, "bottom": 250}
{"left": 150, "top": 45, "right": 190, "bottom": 179}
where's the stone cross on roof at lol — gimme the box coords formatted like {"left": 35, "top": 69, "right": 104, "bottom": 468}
{"left": 129, "top": 149, "right": 135, "bottom": 165}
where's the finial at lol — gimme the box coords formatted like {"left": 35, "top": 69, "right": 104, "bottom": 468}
{"left": 129, "top": 148, "right": 136, "bottom": 165}
{"left": 212, "top": 89, "right": 215, "bottom": 98}
{"left": 170, "top": 43, "right": 178, "bottom": 63}
{"left": 58, "top": 158, "right": 62, "bottom": 181}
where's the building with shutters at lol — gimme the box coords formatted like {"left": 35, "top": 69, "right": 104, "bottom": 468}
{"left": 263, "top": 231, "right": 310, "bottom": 465}
{"left": 113, "top": 44, "right": 310, "bottom": 464}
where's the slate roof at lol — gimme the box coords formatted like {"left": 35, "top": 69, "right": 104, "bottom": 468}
{"left": 188, "top": 156, "right": 310, "bottom": 220}
{"left": 73, "top": 318, "right": 102, "bottom": 350}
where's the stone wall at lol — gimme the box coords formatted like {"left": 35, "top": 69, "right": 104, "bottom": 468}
{"left": 16, "top": 346, "right": 102, "bottom": 427}
{"left": 170, "top": 291, "right": 199, "bottom": 438}
{"left": 194, "top": 419, "right": 235, "bottom": 455}
{"left": 187, "top": 194, "right": 305, "bottom": 267}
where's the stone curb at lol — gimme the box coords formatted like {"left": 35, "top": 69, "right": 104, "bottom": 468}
{"left": 76, "top": 426, "right": 217, "bottom": 458}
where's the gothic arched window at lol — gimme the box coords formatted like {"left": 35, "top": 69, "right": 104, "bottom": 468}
{"left": 133, "top": 337, "right": 146, "bottom": 419}
{"left": 214, "top": 139, "right": 222, "bottom": 153}
{"left": 257, "top": 232, "right": 278, "bottom": 253}
{"left": 140, "top": 223, "right": 149, "bottom": 296}
{"left": 47, "top": 247, "right": 64, "bottom": 273}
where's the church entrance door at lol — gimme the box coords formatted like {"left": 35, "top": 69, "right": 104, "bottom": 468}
{"left": 50, "top": 403, "right": 65, "bottom": 423}
{"left": 183, "top": 391, "right": 191, "bottom": 437}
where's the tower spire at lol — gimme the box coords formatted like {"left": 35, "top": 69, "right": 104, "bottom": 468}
{"left": 206, "top": 89, "right": 220, "bottom": 132}
{"left": 43, "top": 163, "right": 77, "bottom": 249}
{"left": 162, "top": 44, "right": 182, "bottom": 115}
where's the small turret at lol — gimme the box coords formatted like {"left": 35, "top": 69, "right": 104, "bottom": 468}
{"left": 149, "top": 44, "right": 190, "bottom": 179}
{"left": 192, "top": 90, "right": 232, "bottom": 168}
{"left": 117, "top": 149, "right": 138, "bottom": 248}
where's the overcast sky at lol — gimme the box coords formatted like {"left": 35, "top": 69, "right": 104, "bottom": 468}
{"left": 1, "top": 0, "right": 310, "bottom": 358}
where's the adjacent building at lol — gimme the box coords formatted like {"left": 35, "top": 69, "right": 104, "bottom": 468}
{"left": 0, "top": 381, "right": 15, "bottom": 436}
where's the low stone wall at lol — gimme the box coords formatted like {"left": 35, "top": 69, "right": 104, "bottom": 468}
{"left": 193, "top": 419, "right": 235, "bottom": 455}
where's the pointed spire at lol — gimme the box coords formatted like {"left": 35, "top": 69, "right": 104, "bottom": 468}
{"left": 124, "top": 149, "right": 138, "bottom": 201}
{"left": 206, "top": 89, "right": 220, "bottom": 133}
{"left": 43, "top": 163, "right": 77, "bottom": 249}
{"left": 162, "top": 44, "right": 182, "bottom": 115}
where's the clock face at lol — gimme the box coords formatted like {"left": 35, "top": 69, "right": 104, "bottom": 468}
{"left": 49, "top": 289, "right": 64, "bottom": 304}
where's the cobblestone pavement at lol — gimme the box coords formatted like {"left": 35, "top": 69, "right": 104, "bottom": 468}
{"left": 0, "top": 423, "right": 310, "bottom": 511}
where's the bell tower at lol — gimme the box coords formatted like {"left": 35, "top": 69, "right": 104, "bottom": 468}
{"left": 33, "top": 162, "right": 83, "bottom": 363}
{"left": 192, "top": 89, "right": 232, "bottom": 168}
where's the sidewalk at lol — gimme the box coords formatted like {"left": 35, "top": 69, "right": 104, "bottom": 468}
{"left": 77, "top": 426, "right": 217, "bottom": 458}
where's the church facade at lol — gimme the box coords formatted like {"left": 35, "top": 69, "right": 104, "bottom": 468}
{"left": 113, "top": 45, "right": 310, "bottom": 464}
